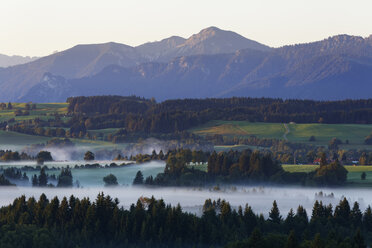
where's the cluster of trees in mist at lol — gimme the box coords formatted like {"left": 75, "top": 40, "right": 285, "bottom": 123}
{"left": 0, "top": 150, "right": 52, "bottom": 163}
{"left": 0, "top": 150, "right": 32, "bottom": 161}
{"left": 31, "top": 167, "right": 73, "bottom": 188}
{"left": 0, "top": 193, "right": 370, "bottom": 247}
{"left": 142, "top": 149, "right": 347, "bottom": 186}
{"left": 0, "top": 165, "right": 73, "bottom": 188}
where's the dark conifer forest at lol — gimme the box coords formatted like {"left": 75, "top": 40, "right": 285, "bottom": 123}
{"left": 0, "top": 193, "right": 370, "bottom": 247}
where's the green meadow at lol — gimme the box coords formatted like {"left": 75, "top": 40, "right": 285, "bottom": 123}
{"left": 282, "top": 164, "right": 372, "bottom": 187}
{"left": 191, "top": 120, "right": 372, "bottom": 149}
{"left": 0, "top": 102, "right": 69, "bottom": 122}
{"left": 191, "top": 120, "right": 286, "bottom": 139}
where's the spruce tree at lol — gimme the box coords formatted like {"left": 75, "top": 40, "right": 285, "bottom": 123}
{"left": 363, "top": 206, "right": 372, "bottom": 232}
{"left": 351, "top": 201, "right": 363, "bottom": 228}
{"left": 38, "top": 168, "right": 48, "bottom": 187}
{"left": 133, "top": 171, "right": 144, "bottom": 185}
{"left": 269, "top": 200, "right": 281, "bottom": 224}
{"left": 32, "top": 174, "right": 38, "bottom": 186}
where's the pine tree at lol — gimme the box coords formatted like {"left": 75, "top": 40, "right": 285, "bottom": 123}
{"left": 38, "top": 168, "right": 48, "bottom": 187}
{"left": 363, "top": 206, "right": 372, "bottom": 232}
{"left": 296, "top": 205, "right": 308, "bottom": 223}
{"left": 285, "top": 208, "right": 295, "bottom": 229}
{"left": 269, "top": 200, "right": 281, "bottom": 224}
{"left": 133, "top": 171, "right": 144, "bottom": 185}
{"left": 334, "top": 198, "right": 350, "bottom": 226}
{"left": 158, "top": 150, "right": 164, "bottom": 160}
{"left": 351, "top": 201, "right": 363, "bottom": 228}
{"left": 32, "top": 174, "right": 38, "bottom": 186}
{"left": 361, "top": 172, "right": 366, "bottom": 180}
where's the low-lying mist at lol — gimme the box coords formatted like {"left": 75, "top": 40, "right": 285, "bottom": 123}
{"left": 0, "top": 185, "right": 370, "bottom": 217}
{"left": 0, "top": 161, "right": 165, "bottom": 187}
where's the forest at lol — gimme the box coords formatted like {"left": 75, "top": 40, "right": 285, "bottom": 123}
{"left": 0, "top": 193, "right": 370, "bottom": 248}
{"left": 64, "top": 96, "right": 372, "bottom": 135}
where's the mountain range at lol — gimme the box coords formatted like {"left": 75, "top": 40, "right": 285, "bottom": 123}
{"left": 1, "top": 27, "right": 372, "bottom": 102}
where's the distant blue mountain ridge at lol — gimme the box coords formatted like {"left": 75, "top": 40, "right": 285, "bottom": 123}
{"left": 1, "top": 27, "right": 372, "bottom": 102}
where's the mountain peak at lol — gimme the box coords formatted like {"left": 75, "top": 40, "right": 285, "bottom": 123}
{"left": 181, "top": 26, "right": 270, "bottom": 53}
{"left": 188, "top": 26, "right": 234, "bottom": 42}
{"left": 199, "top": 26, "right": 222, "bottom": 34}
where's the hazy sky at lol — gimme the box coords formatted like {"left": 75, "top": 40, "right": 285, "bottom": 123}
{"left": 1, "top": 0, "right": 371, "bottom": 56}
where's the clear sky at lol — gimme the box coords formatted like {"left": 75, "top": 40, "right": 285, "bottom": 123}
{"left": 1, "top": 0, "right": 371, "bottom": 56}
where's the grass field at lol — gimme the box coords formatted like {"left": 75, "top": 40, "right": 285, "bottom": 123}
{"left": 191, "top": 120, "right": 286, "bottom": 139}
{"left": 286, "top": 123, "right": 372, "bottom": 147}
{"left": 0, "top": 130, "right": 50, "bottom": 147}
{"left": 191, "top": 121, "right": 372, "bottom": 149}
{"left": 0, "top": 103, "right": 69, "bottom": 122}
{"left": 283, "top": 164, "right": 372, "bottom": 187}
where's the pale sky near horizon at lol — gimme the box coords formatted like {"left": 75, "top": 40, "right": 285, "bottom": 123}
{"left": 0, "top": 0, "right": 371, "bottom": 57}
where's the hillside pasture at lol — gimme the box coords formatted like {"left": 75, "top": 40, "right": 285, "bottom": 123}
{"left": 0, "top": 102, "right": 69, "bottom": 122}
{"left": 282, "top": 164, "right": 372, "bottom": 187}
{"left": 191, "top": 120, "right": 285, "bottom": 139}
{"left": 191, "top": 121, "right": 372, "bottom": 149}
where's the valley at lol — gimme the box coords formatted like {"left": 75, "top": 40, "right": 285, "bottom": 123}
{"left": 2, "top": 1, "right": 372, "bottom": 246}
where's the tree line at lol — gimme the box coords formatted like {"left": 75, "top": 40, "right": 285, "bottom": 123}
{"left": 0, "top": 193, "right": 370, "bottom": 247}
{"left": 66, "top": 96, "right": 372, "bottom": 135}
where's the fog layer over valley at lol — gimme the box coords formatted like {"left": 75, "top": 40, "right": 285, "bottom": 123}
{"left": 0, "top": 161, "right": 165, "bottom": 187}
{"left": 0, "top": 159, "right": 371, "bottom": 216}
{"left": 1, "top": 144, "right": 372, "bottom": 221}
{"left": 0, "top": 185, "right": 370, "bottom": 217}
